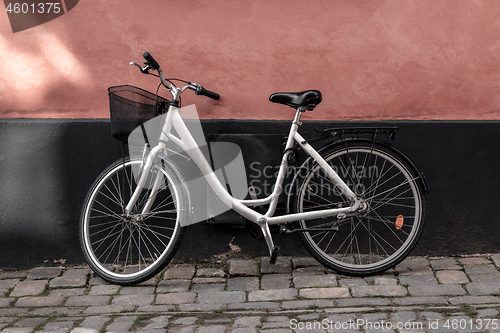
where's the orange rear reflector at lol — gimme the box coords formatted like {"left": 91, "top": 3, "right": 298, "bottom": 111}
{"left": 395, "top": 215, "right": 404, "bottom": 230}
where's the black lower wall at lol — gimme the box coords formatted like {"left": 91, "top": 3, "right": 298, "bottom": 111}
{"left": 1, "top": 119, "right": 499, "bottom": 269}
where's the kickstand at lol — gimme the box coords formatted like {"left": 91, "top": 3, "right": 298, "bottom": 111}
{"left": 258, "top": 218, "right": 280, "bottom": 264}
{"left": 270, "top": 246, "right": 280, "bottom": 264}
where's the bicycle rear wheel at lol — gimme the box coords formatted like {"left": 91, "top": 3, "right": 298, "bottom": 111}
{"left": 80, "top": 157, "right": 187, "bottom": 285}
{"left": 292, "top": 141, "right": 425, "bottom": 276}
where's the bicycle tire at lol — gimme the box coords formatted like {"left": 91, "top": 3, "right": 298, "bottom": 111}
{"left": 291, "top": 140, "right": 425, "bottom": 276}
{"left": 80, "top": 156, "right": 188, "bottom": 285}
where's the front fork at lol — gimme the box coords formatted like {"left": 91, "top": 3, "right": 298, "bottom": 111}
{"left": 124, "top": 143, "right": 166, "bottom": 216}
{"left": 124, "top": 91, "right": 180, "bottom": 217}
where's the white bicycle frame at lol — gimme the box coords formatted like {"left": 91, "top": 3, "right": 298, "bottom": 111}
{"left": 125, "top": 84, "right": 364, "bottom": 255}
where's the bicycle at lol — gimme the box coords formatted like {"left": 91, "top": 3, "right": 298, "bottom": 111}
{"left": 80, "top": 52, "right": 427, "bottom": 285}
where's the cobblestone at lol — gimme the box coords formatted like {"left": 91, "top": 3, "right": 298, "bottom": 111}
{"left": 464, "top": 264, "right": 498, "bottom": 275}
{"left": 260, "top": 258, "right": 292, "bottom": 274}
{"left": 0, "top": 254, "right": 498, "bottom": 333}
{"left": 292, "top": 257, "right": 321, "bottom": 268}
{"left": 293, "top": 274, "right": 337, "bottom": 288}
{"left": 479, "top": 308, "right": 500, "bottom": 318}
{"left": 0, "top": 271, "right": 27, "bottom": 279}
{"left": 399, "top": 273, "right": 438, "bottom": 285}
{"left": 374, "top": 277, "right": 398, "bottom": 285}
{"left": 430, "top": 258, "right": 460, "bottom": 270}
{"left": 15, "top": 296, "right": 64, "bottom": 307}
{"left": 79, "top": 315, "right": 110, "bottom": 331}
{"left": 156, "top": 279, "right": 191, "bottom": 293}
{"left": 281, "top": 299, "right": 334, "bottom": 309}
{"left": 26, "top": 267, "right": 62, "bottom": 280}
{"left": 459, "top": 257, "right": 490, "bottom": 265}
{"left": 435, "top": 270, "right": 469, "bottom": 284}
{"left": 10, "top": 280, "right": 47, "bottom": 297}
{"left": 49, "top": 276, "right": 87, "bottom": 288}
{"left": 88, "top": 285, "right": 120, "bottom": 295}
{"left": 63, "top": 269, "right": 90, "bottom": 278}
{"left": 120, "top": 286, "right": 155, "bottom": 295}
{"left": 65, "top": 296, "right": 111, "bottom": 307}
{"left": 392, "top": 296, "right": 448, "bottom": 305}
{"left": 339, "top": 278, "right": 367, "bottom": 287}
{"left": 50, "top": 288, "right": 85, "bottom": 297}
{"left": 408, "top": 284, "right": 466, "bottom": 296}
{"left": 164, "top": 266, "right": 196, "bottom": 280}
{"left": 466, "top": 282, "right": 500, "bottom": 295}
{"left": 156, "top": 292, "right": 197, "bottom": 304}
{"left": 0, "top": 298, "right": 15, "bottom": 308}
{"left": 261, "top": 274, "right": 290, "bottom": 289}
{"left": 336, "top": 298, "right": 391, "bottom": 307}
{"left": 491, "top": 254, "right": 500, "bottom": 267}
{"left": 469, "top": 272, "right": 500, "bottom": 283}
{"left": 292, "top": 266, "right": 325, "bottom": 277}
{"left": 112, "top": 294, "right": 155, "bottom": 306}
{"left": 190, "top": 283, "right": 225, "bottom": 293}
{"left": 0, "top": 280, "right": 19, "bottom": 291}
{"left": 248, "top": 288, "right": 297, "bottom": 301}
{"left": 227, "top": 277, "right": 259, "bottom": 291}
{"left": 229, "top": 260, "right": 259, "bottom": 276}
{"left": 396, "top": 257, "right": 432, "bottom": 275}
{"left": 198, "top": 291, "right": 246, "bottom": 304}
{"left": 227, "top": 301, "right": 279, "bottom": 310}
{"left": 351, "top": 285, "right": 407, "bottom": 297}
{"left": 299, "top": 287, "right": 350, "bottom": 298}
{"left": 43, "top": 320, "right": 76, "bottom": 332}
{"left": 106, "top": 320, "right": 134, "bottom": 332}
{"left": 447, "top": 295, "right": 500, "bottom": 305}
{"left": 83, "top": 305, "right": 131, "bottom": 315}
{"left": 233, "top": 316, "right": 261, "bottom": 328}
{"left": 196, "top": 268, "right": 225, "bottom": 278}
{"left": 14, "top": 317, "right": 47, "bottom": 327}
{"left": 191, "top": 277, "right": 225, "bottom": 284}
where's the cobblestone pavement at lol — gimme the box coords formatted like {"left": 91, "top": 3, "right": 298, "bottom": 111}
{"left": 0, "top": 254, "right": 500, "bottom": 332}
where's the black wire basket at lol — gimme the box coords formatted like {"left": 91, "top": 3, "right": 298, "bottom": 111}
{"left": 108, "top": 85, "right": 168, "bottom": 141}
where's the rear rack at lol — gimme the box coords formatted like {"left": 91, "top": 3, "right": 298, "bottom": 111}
{"left": 305, "top": 127, "right": 399, "bottom": 145}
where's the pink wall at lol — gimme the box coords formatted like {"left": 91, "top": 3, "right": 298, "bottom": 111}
{"left": 2, "top": 1, "right": 500, "bottom": 120}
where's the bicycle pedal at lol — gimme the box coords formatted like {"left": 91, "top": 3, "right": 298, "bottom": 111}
{"left": 269, "top": 246, "right": 280, "bottom": 264}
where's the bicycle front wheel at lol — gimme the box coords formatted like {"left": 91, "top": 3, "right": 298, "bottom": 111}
{"left": 80, "top": 157, "right": 187, "bottom": 285}
{"left": 292, "top": 141, "right": 425, "bottom": 276}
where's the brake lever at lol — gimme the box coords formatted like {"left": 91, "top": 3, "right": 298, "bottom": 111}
{"left": 189, "top": 82, "right": 202, "bottom": 94}
{"left": 130, "top": 62, "right": 152, "bottom": 74}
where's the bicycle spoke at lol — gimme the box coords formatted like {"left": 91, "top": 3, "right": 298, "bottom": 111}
{"left": 359, "top": 221, "right": 392, "bottom": 257}
{"left": 295, "top": 144, "right": 423, "bottom": 275}
{"left": 102, "top": 225, "right": 123, "bottom": 266}
{"left": 370, "top": 186, "right": 415, "bottom": 211}
{"left": 82, "top": 158, "right": 185, "bottom": 283}
{"left": 92, "top": 225, "right": 124, "bottom": 254}
{"left": 91, "top": 201, "right": 123, "bottom": 220}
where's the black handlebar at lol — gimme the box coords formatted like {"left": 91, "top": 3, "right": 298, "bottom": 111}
{"left": 143, "top": 52, "right": 160, "bottom": 70}
{"left": 137, "top": 52, "right": 220, "bottom": 100}
{"left": 196, "top": 87, "right": 220, "bottom": 100}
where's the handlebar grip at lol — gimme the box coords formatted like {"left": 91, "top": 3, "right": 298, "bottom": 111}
{"left": 143, "top": 52, "right": 160, "bottom": 70}
{"left": 198, "top": 87, "right": 220, "bottom": 100}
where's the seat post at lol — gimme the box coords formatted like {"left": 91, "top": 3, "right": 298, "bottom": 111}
{"left": 293, "top": 106, "right": 305, "bottom": 125}
{"left": 282, "top": 107, "right": 304, "bottom": 153}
